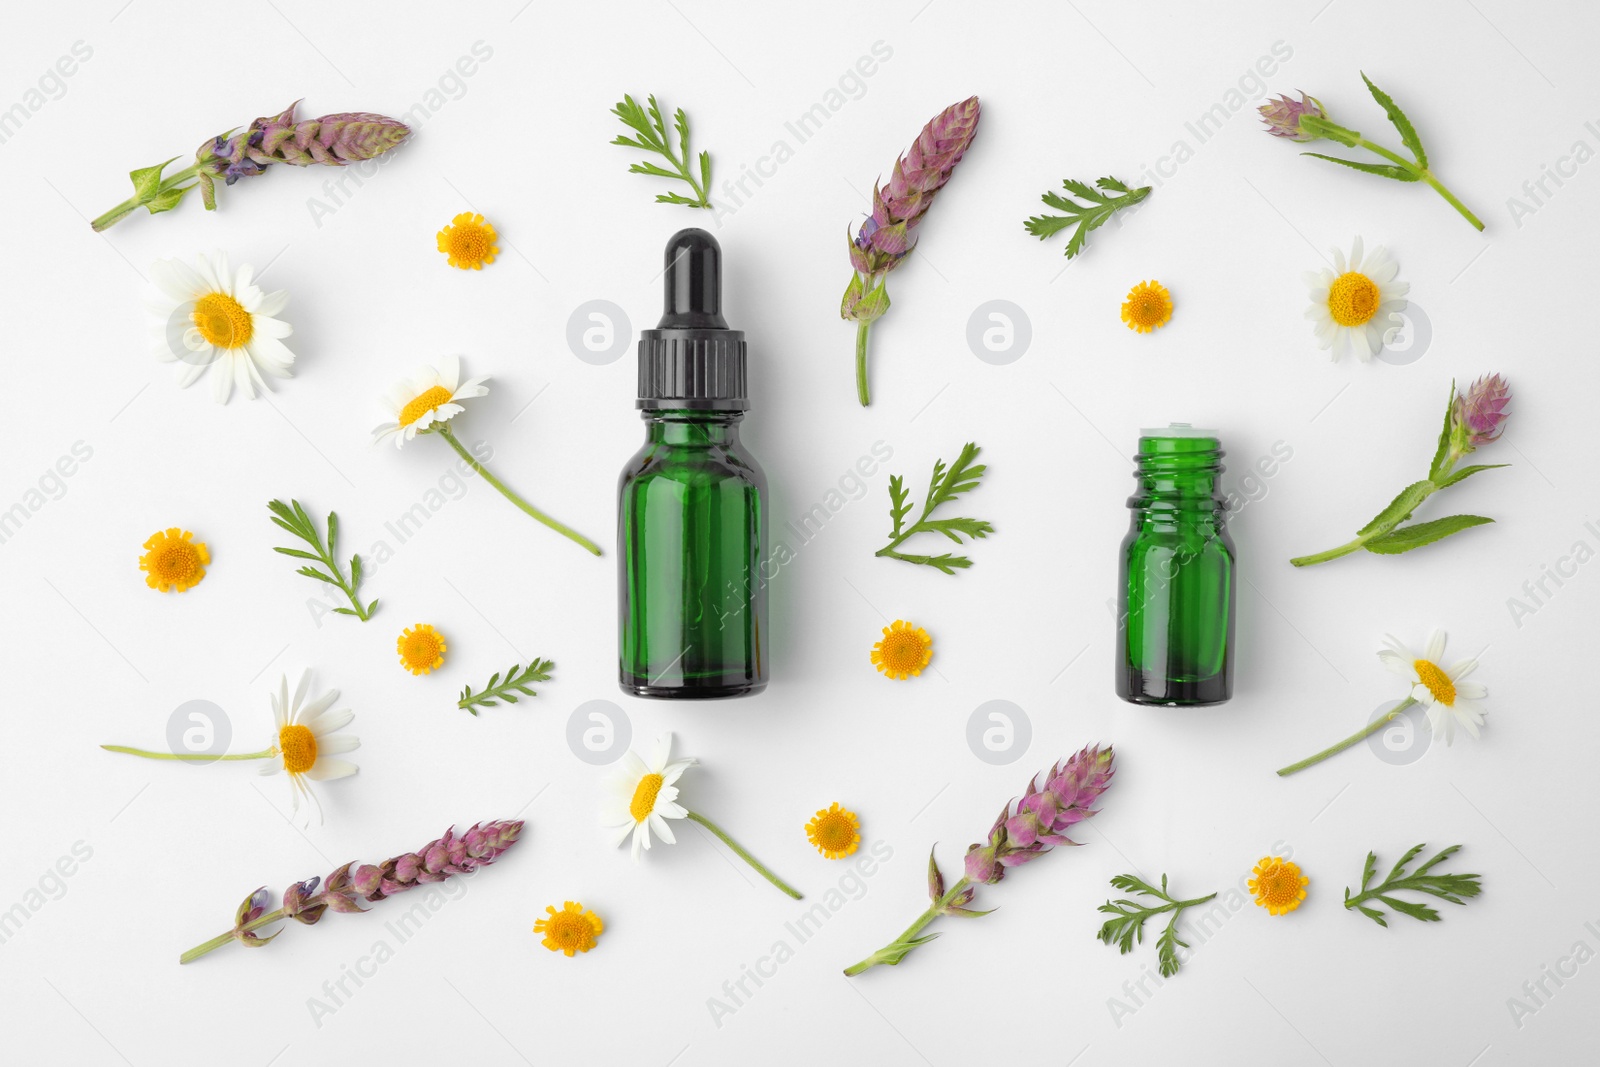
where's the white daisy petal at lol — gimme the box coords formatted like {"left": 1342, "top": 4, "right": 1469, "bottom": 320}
{"left": 316, "top": 734, "right": 360, "bottom": 756}
{"left": 305, "top": 758, "right": 359, "bottom": 781}
{"left": 1424, "top": 630, "right": 1447, "bottom": 663}
{"left": 1455, "top": 680, "right": 1487, "bottom": 699}
{"left": 649, "top": 812, "right": 677, "bottom": 845}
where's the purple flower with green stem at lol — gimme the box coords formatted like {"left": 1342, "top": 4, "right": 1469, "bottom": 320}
{"left": 91, "top": 100, "right": 409, "bottom": 231}
{"left": 179, "top": 820, "right": 522, "bottom": 963}
{"left": 843, "top": 744, "right": 1113, "bottom": 976}
{"left": 842, "top": 96, "right": 980, "bottom": 406}
{"left": 1290, "top": 376, "right": 1512, "bottom": 567}
{"left": 1259, "top": 73, "right": 1483, "bottom": 231}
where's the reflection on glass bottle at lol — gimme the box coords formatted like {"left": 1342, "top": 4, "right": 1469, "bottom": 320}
{"left": 1116, "top": 425, "right": 1235, "bottom": 706}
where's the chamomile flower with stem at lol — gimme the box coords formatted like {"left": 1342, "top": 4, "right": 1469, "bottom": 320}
{"left": 101, "top": 671, "right": 359, "bottom": 826}
{"left": 146, "top": 251, "right": 294, "bottom": 403}
{"left": 372, "top": 356, "right": 602, "bottom": 556}
{"left": 601, "top": 733, "right": 802, "bottom": 899}
{"left": 1277, "top": 629, "right": 1486, "bottom": 776}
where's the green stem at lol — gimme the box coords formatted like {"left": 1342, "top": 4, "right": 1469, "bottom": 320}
{"left": 1289, "top": 536, "right": 1370, "bottom": 567}
{"left": 1350, "top": 136, "right": 1484, "bottom": 232}
{"left": 1276, "top": 697, "right": 1417, "bottom": 777}
{"left": 434, "top": 424, "right": 602, "bottom": 556}
{"left": 685, "top": 810, "right": 802, "bottom": 900}
{"left": 101, "top": 745, "right": 274, "bottom": 762}
{"left": 1417, "top": 170, "right": 1484, "bottom": 231}
{"left": 91, "top": 161, "right": 203, "bottom": 232}
{"left": 179, "top": 908, "right": 285, "bottom": 964}
{"left": 855, "top": 320, "right": 872, "bottom": 406}
{"left": 844, "top": 876, "right": 971, "bottom": 977}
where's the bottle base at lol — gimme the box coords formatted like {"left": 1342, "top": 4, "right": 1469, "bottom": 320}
{"left": 1116, "top": 670, "right": 1230, "bottom": 706}
{"left": 619, "top": 679, "right": 767, "bottom": 700}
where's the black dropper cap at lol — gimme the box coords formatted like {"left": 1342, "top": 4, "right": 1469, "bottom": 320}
{"left": 637, "top": 228, "right": 747, "bottom": 411}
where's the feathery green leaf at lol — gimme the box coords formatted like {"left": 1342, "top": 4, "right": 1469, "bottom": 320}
{"left": 611, "top": 93, "right": 713, "bottom": 208}
{"left": 875, "top": 444, "right": 995, "bottom": 573}
{"left": 1343, "top": 844, "right": 1481, "bottom": 927}
{"left": 1024, "top": 175, "right": 1151, "bottom": 259}
{"left": 457, "top": 659, "right": 556, "bottom": 715}
{"left": 267, "top": 499, "right": 375, "bottom": 621}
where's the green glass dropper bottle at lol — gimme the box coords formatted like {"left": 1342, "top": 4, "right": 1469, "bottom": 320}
{"left": 617, "top": 229, "right": 768, "bottom": 699}
{"left": 1116, "top": 424, "right": 1235, "bottom": 706}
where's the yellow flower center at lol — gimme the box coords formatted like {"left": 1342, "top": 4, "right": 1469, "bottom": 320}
{"left": 149, "top": 539, "right": 203, "bottom": 584}
{"left": 141, "top": 529, "right": 209, "bottom": 592}
{"left": 447, "top": 226, "right": 492, "bottom": 262}
{"left": 192, "top": 292, "right": 254, "bottom": 349}
{"left": 535, "top": 903, "right": 602, "bottom": 956}
{"left": 629, "top": 773, "right": 664, "bottom": 822}
{"left": 1121, "top": 281, "right": 1173, "bottom": 333}
{"left": 438, "top": 214, "right": 499, "bottom": 270}
{"left": 399, "top": 385, "right": 453, "bottom": 427}
{"left": 398, "top": 625, "right": 446, "bottom": 674}
{"left": 278, "top": 724, "right": 318, "bottom": 774}
{"left": 1249, "top": 858, "right": 1308, "bottom": 915}
{"left": 879, "top": 629, "right": 929, "bottom": 673}
{"left": 1327, "top": 271, "right": 1380, "bottom": 327}
{"left": 806, "top": 805, "right": 860, "bottom": 858}
{"left": 1413, "top": 659, "right": 1457, "bottom": 706}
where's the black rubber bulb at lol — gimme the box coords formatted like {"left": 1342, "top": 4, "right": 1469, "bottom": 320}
{"left": 658, "top": 228, "right": 727, "bottom": 329}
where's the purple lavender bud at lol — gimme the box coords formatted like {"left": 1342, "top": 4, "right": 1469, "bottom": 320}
{"left": 1454, "top": 373, "right": 1511, "bottom": 445}
{"left": 845, "top": 96, "right": 980, "bottom": 285}
{"left": 1258, "top": 92, "right": 1326, "bottom": 141}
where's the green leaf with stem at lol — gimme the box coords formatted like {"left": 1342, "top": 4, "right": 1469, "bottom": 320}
{"left": 1300, "top": 154, "right": 1416, "bottom": 181}
{"left": 1343, "top": 844, "right": 1481, "bottom": 927}
{"left": 1096, "top": 873, "right": 1217, "bottom": 978}
{"left": 1362, "top": 71, "right": 1426, "bottom": 168}
{"left": 1024, "top": 176, "right": 1152, "bottom": 259}
{"left": 611, "top": 93, "right": 712, "bottom": 208}
{"left": 267, "top": 499, "right": 376, "bottom": 621}
{"left": 874, "top": 443, "right": 994, "bottom": 573}
{"left": 457, "top": 659, "right": 555, "bottom": 715}
{"left": 1363, "top": 514, "right": 1494, "bottom": 554}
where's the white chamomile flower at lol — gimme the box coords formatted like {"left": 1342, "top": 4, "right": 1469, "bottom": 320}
{"left": 260, "top": 670, "right": 360, "bottom": 825}
{"left": 1377, "top": 630, "right": 1487, "bottom": 744}
{"left": 370, "top": 354, "right": 490, "bottom": 448}
{"left": 603, "top": 733, "right": 693, "bottom": 860}
{"left": 1303, "top": 237, "right": 1408, "bottom": 362}
{"left": 146, "top": 252, "right": 294, "bottom": 403}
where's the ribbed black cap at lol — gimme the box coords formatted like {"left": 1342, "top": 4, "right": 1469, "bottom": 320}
{"left": 637, "top": 228, "right": 747, "bottom": 411}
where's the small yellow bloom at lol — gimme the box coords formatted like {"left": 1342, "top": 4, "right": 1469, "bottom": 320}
{"left": 805, "top": 802, "right": 861, "bottom": 860}
{"left": 1120, "top": 279, "right": 1173, "bottom": 333}
{"left": 871, "top": 619, "right": 932, "bottom": 680}
{"left": 436, "top": 212, "right": 499, "bottom": 270}
{"left": 535, "top": 901, "right": 603, "bottom": 957}
{"left": 397, "top": 624, "right": 447, "bottom": 675}
{"left": 140, "top": 527, "right": 210, "bottom": 592}
{"left": 1248, "top": 856, "right": 1309, "bottom": 916}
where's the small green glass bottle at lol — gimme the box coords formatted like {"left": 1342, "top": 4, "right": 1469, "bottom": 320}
{"left": 1116, "top": 425, "right": 1235, "bottom": 706}
{"left": 618, "top": 229, "right": 767, "bottom": 699}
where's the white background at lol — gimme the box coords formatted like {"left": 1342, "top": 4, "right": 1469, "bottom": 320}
{"left": 2, "top": 0, "right": 1596, "bottom": 1063}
